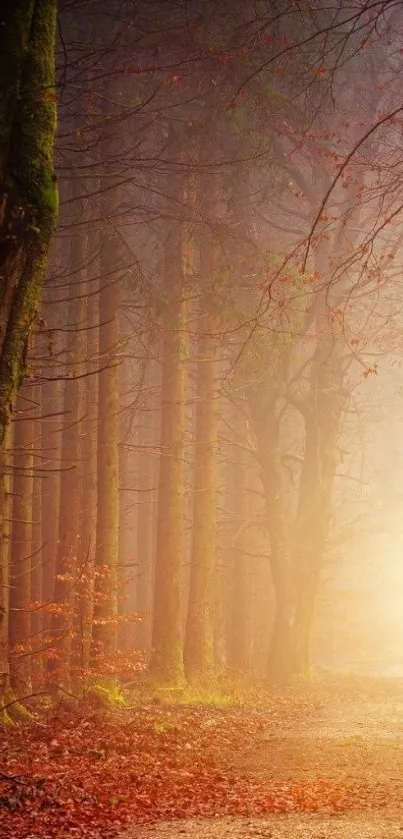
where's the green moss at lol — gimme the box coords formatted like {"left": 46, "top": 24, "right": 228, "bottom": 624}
{"left": 129, "top": 669, "right": 267, "bottom": 709}
{"left": 0, "top": 1, "right": 57, "bottom": 446}
{"left": 0, "top": 689, "right": 33, "bottom": 724}
{"left": 0, "top": 3, "right": 35, "bottom": 177}
{"left": 9, "top": 700, "right": 33, "bottom": 722}
{"left": 10, "top": 2, "right": 57, "bottom": 214}
{"left": 1, "top": 1, "right": 58, "bottom": 242}
{"left": 0, "top": 709, "right": 14, "bottom": 726}
{"left": 86, "top": 683, "right": 126, "bottom": 709}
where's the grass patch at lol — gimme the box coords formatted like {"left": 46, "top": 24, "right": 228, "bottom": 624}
{"left": 125, "top": 668, "right": 278, "bottom": 709}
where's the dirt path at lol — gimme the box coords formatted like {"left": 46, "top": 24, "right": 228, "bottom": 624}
{"left": 124, "top": 813, "right": 403, "bottom": 839}
{"left": 238, "top": 680, "right": 403, "bottom": 784}
{"left": 123, "top": 676, "right": 403, "bottom": 839}
{"left": 3, "top": 675, "right": 403, "bottom": 838}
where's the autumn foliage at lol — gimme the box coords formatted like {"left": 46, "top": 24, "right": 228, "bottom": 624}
{"left": 1, "top": 679, "right": 402, "bottom": 839}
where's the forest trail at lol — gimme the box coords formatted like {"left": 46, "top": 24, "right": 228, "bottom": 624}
{"left": 123, "top": 813, "right": 403, "bottom": 839}
{"left": 237, "top": 677, "right": 403, "bottom": 783}
{"left": 123, "top": 676, "right": 403, "bottom": 839}
{"left": 3, "top": 676, "right": 403, "bottom": 838}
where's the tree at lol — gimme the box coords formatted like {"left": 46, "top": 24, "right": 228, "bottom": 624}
{"left": 184, "top": 257, "right": 219, "bottom": 681}
{"left": 74, "top": 236, "right": 98, "bottom": 676}
{"left": 3, "top": 0, "right": 403, "bottom": 708}
{"left": 150, "top": 168, "right": 188, "bottom": 686}
{"left": 9, "top": 389, "right": 34, "bottom": 697}
{"left": 0, "top": 0, "right": 57, "bottom": 712}
{"left": 0, "top": 1, "right": 58, "bottom": 444}
{"left": 49, "top": 218, "right": 84, "bottom": 692}
{"left": 90, "top": 195, "right": 121, "bottom": 681}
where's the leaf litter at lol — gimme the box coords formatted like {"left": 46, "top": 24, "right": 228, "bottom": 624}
{"left": 1, "top": 677, "right": 403, "bottom": 839}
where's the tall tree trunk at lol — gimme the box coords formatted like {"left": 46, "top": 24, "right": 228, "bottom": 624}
{"left": 184, "top": 303, "right": 218, "bottom": 680}
{"left": 183, "top": 161, "right": 220, "bottom": 681}
{"left": 0, "top": 1, "right": 58, "bottom": 446}
{"left": 91, "top": 227, "right": 120, "bottom": 679}
{"left": 290, "top": 190, "right": 362, "bottom": 676}
{"left": 74, "top": 236, "right": 98, "bottom": 681}
{"left": 150, "top": 176, "right": 187, "bottom": 686}
{"left": 9, "top": 389, "right": 34, "bottom": 695}
{"left": 49, "top": 227, "right": 84, "bottom": 693}
{"left": 40, "top": 317, "right": 61, "bottom": 632}
{"left": 261, "top": 455, "right": 294, "bottom": 681}
{"left": 0, "top": 1, "right": 57, "bottom": 710}
{"left": 136, "top": 369, "right": 157, "bottom": 652}
{"left": 249, "top": 395, "right": 294, "bottom": 682}
{"left": 136, "top": 446, "right": 155, "bottom": 652}
{"left": 227, "top": 417, "right": 250, "bottom": 671}
{"left": 31, "top": 400, "right": 43, "bottom": 689}
{"left": 0, "top": 427, "right": 12, "bottom": 719}
{"left": 292, "top": 324, "right": 346, "bottom": 674}
{"left": 117, "top": 417, "right": 137, "bottom": 653}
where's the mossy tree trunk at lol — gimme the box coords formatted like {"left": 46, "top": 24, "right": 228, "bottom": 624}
{"left": 150, "top": 174, "right": 187, "bottom": 687}
{"left": 0, "top": 1, "right": 58, "bottom": 446}
{"left": 0, "top": 1, "right": 57, "bottom": 709}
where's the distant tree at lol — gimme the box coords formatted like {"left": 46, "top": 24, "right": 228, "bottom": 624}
{"left": 184, "top": 180, "right": 220, "bottom": 682}
{"left": 150, "top": 163, "right": 188, "bottom": 686}
{"left": 74, "top": 236, "right": 98, "bottom": 677}
{"left": 49, "top": 217, "right": 85, "bottom": 693}
{"left": 226, "top": 408, "right": 253, "bottom": 672}
{"left": 90, "top": 186, "right": 122, "bottom": 683}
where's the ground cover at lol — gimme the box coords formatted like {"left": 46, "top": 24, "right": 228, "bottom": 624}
{"left": 1, "top": 676, "right": 403, "bottom": 839}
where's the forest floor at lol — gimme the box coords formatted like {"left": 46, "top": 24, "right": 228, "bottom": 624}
{"left": 2, "top": 674, "right": 403, "bottom": 838}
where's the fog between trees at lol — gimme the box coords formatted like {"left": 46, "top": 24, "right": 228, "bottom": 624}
{"left": 1, "top": 1, "right": 403, "bottom": 715}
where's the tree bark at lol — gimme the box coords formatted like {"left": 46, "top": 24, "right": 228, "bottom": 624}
{"left": 150, "top": 175, "right": 187, "bottom": 686}
{"left": 91, "top": 225, "right": 120, "bottom": 678}
{"left": 0, "top": 1, "right": 58, "bottom": 446}
{"left": 136, "top": 379, "right": 157, "bottom": 652}
{"left": 292, "top": 324, "right": 346, "bottom": 674}
{"left": 184, "top": 305, "right": 218, "bottom": 681}
{"left": 49, "top": 226, "right": 84, "bottom": 692}
{"left": 0, "top": 427, "right": 12, "bottom": 718}
{"left": 9, "top": 390, "right": 34, "bottom": 695}
{"left": 227, "top": 419, "right": 250, "bottom": 671}
{"left": 0, "top": 3, "right": 57, "bottom": 708}
{"left": 74, "top": 235, "right": 98, "bottom": 680}
{"left": 31, "top": 399, "right": 43, "bottom": 689}
{"left": 40, "top": 320, "right": 61, "bottom": 635}
{"left": 249, "top": 392, "right": 295, "bottom": 682}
